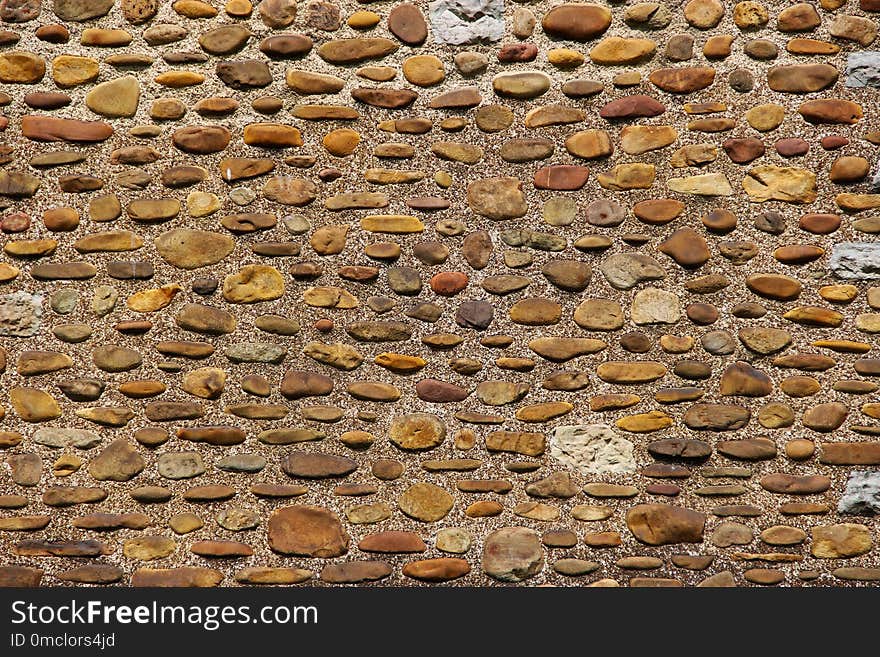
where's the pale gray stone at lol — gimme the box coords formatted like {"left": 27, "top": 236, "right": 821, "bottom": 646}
{"left": 157, "top": 452, "right": 205, "bottom": 480}
{"left": 830, "top": 243, "right": 880, "bottom": 279}
{"left": 839, "top": 471, "right": 880, "bottom": 515}
{"left": 0, "top": 292, "right": 42, "bottom": 337}
{"left": 482, "top": 527, "right": 543, "bottom": 582}
{"left": 600, "top": 253, "right": 666, "bottom": 290}
{"left": 33, "top": 428, "right": 101, "bottom": 449}
{"left": 549, "top": 424, "right": 636, "bottom": 476}
{"left": 631, "top": 287, "right": 681, "bottom": 325}
{"left": 846, "top": 51, "right": 880, "bottom": 87}
{"left": 225, "top": 342, "right": 287, "bottom": 363}
{"left": 429, "top": 0, "right": 505, "bottom": 45}
{"left": 217, "top": 453, "right": 266, "bottom": 473}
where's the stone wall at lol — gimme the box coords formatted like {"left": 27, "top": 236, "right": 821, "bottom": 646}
{"left": 0, "top": 0, "right": 879, "bottom": 587}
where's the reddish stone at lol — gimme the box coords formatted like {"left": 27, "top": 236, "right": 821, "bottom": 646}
{"left": 533, "top": 165, "right": 589, "bottom": 190}
{"left": 498, "top": 43, "right": 538, "bottom": 62}
{"left": 430, "top": 272, "right": 469, "bottom": 296}
{"left": 1, "top": 212, "right": 29, "bottom": 233}
{"left": 821, "top": 135, "right": 849, "bottom": 150}
{"left": 799, "top": 213, "right": 840, "bottom": 234}
{"left": 21, "top": 115, "right": 113, "bottom": 142}
{"left": 600, "top": 95, "right": 665, "bottom": 119}
{"left": 415, "top": 378, "right": 469, "bottom": 402}
{"left": 775, "top": 138, "right": 809, "bottom": 157}
{"left": 387, "top": 2, "right": 427, "bottom": 46}
{"left": 723, "top": 137, "right": 765, "bottom": 163}
{"left": 647, "top": 483, "right": 681, "bottom": 496}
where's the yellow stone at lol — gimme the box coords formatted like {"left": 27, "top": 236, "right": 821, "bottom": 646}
{"left": 361, "top": 215, "right": 424, "bottom": 233}
{"left": 615, "top": 411, "right": 673, "bottom": 433}
{"left": 0, "top": 51, "right": 45, "bottom": 83}
{"left": 375, "top": 353, "right": 427, "bottom": 373}
{"left": 81, "top": 29, "right": 132, "bottom": 47}
{"left": 303, "top": 287, "right": 358, "bottom": 309}
{"left": 743, "top": 166, "right": 817, "bottom": 203}
{"left": 322, "top": 128, "right": 360, "bottom": 156}
{"left": 10, "top": 387, "right": 61, "bottom": 422}
{"left": 402, "top": 55, "right": 445, "bottom": 86}
{"left": 0, "top": 263, "right": 19, "bottom": 282}
{"left": 186, "top": 191, "right": 221, "bottom": 217}
{"left": 783, "top": 306, "right": 844, "bottom": 327}
{"left": 223, "top": 265, "right": 285, "bottom": 303}
{"left": 127, "top": 284, "right": 182, "bottom": 312}
{"left": 515, "top": 402, "right": 573, "bottom": 423}
{"left": 53, "top": 453, "right": 82, "bottom": 477}
{"left": 597, "top": 361, "right": 667, "bottom": 383}
{"left": 225, "top": 0, "right": 252, "bottom": 17}
{"left": 154, "top": 71, "right": 205, "bottom": 87}
{"left": 348, "top": 10, "right": 380, "bottom": 29}
{"left": 596, "top": 163, "right": 656, "bottom": 190}
{"left": 818, "top": 284, "right": 858, "bottom": 303}
{"left": 660, "top": 335, "right": 694, "bottom": 353}
{"left": 4, "top": 239, "right": 57, "bottom": 257}
{"left": 862, "top": 403, "right": 880, "bottom": 419}
{"left": 357, "top": 66, "right": 396, "bottom": 82}
{"left": 365, "top": 169, "right": 426, "bottom": 184}
{"left": 52, "top": 55, "right": 99, "bottom": 87}
{"left": 746, "top": 104, "right": 785, "bottom": 131}
{"left": 836, "top": 193, "right": 880, "bottom": 212}
{"left": 589, "top": 37, "right": 656, "bottom": 64}
{"left": 435, "top": 171, "right": 452, "bottom": 188}
{"left": 547, "top": 48, "right": 585, "bottom": 67}
{"left": 811, "top": 339, "right": 871, "bottom": 353}
{"left": 856, "top": 314, "right": 880, "bottom": 333}
{"left": 173, "top": 0, "right": 218, "bottom": 18}
{"left": 613, "top": 71, "right": 641, "bottom": 86}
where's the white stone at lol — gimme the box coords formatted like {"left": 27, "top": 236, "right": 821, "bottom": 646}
{"left": 550, "top": 424, "right": 636, "bottom": 476}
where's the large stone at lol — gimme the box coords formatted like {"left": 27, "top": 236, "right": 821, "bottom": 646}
{"left": 600, "top": 254, "right": 665, "bottom": 290}
{"left": 742, "top": 166, "right": 817, "bottom": 203}
{"left": 631, "top": 288, "right": 681, "bottom": 324}
{"left": 467, "top": 177, "right": 527, "bottom": 220}
{"left": 267, "top": 505, "right": 349, "bottom": 557}
{"left": 847, "top": 51, "right": 880, "bottom": 87}
{"left": 85, "top": 76, "right": 140, "bottom": 118}
{"left": 54, "top": 0, "right": 114, "bottom": 21}
{"left": 0, "top": 51, "right": 45, "bottom": 83}
{"left": 390, "top": 413, "right": 446, "bottom": 450}
{"left": 811, "top": 524, "right": 873, "bottom": 558}
{"left": 0, "top": 292, "right": 42, "bottom": 337}
{"left": 542, "top": 4, "right": 611, "bottom": 41}
{"left": 10, "top": 387, "right": 61, "bottom": 422}
{"left": 88, "top": 439, "right": 144, "bottom": 482}
{"left": 626, "top": 504, "right": 706, "bottom": 545}
{"left": 838, "top": 471, "right": 880, "bottom": 515}
{"left": 550, "top": 424, "right": 636, "bottom": 476}
{"left": 222, "top": 265, "right": 284, "bottom": 303}
{"left": 399, "top": 482, "right": 454, "bottom": 522}
{"left": 482, "top": 527, "right": 544, "bottom": 582}
{"left": 830, "top": 243, "right": 880, "bottom": 279}
{"left": 768, "top": 64, "right": 838, "bottom": 92}
{"left": 429, "top": 0, "right": 504, "bottom": 45}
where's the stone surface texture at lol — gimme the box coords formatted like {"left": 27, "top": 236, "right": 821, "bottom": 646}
{"left": 0, "top": 0, "right": 876, "bottom": 589}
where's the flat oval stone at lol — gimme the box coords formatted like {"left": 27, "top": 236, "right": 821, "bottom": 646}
{"left": 172, "top": 126, "right": 230, "bottom": 154}
{"left": 542, "top": 4, "right": 612, "bottom": 41}
{"left": 492, "top": 71, "right": 551, "bottom": 99}
{"left": 759, "top": 474, "right": 836, "bottom": 498}
{"left": 318, "top": 38, "right": 398, "bottom": 64}
{"left": 649, "top": 67, "right": 715, "bottom": 93}
{"left": 767, "top": 64, "right": 838, "bottom": 93}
